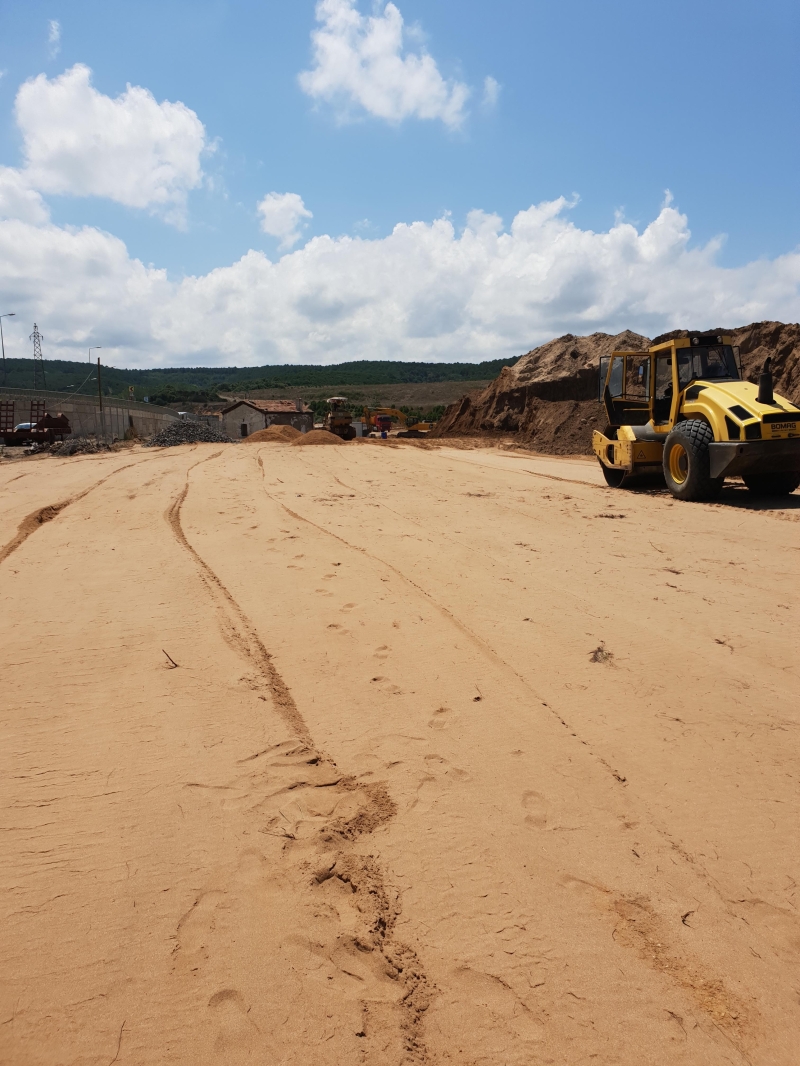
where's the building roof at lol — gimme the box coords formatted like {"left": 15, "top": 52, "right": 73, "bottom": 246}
{"left": 221, "top": 399, "right": 310, "bottom": 415}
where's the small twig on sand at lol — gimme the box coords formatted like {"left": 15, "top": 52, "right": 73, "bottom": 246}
{"left": 109, "top": 1020, "right": 125, "bottom": 1065}
{"left": 162, "top": 650, "right": 179, "bottom": 669}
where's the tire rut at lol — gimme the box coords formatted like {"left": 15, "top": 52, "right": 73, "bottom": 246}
{"left": 256, "top": 455, "right": 763, "bottom": 1053}
{"left": 0, "top": 455, "right": 164, "bottom": 566}
{"left": 302, "top": 450, "right": 611, "bottom": 617}
{"left": 259, "top": 454, "right": 629, "bottom": 786}
{"left": 167, "top": 454, "right": 433, "bottom": 1063}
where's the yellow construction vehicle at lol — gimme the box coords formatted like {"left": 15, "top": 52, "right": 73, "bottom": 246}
{"left": 593, "top": 333, "right": 800, "bottom": 500}
{"left": 324, "top": 397, "right": 356, "bottom": 441}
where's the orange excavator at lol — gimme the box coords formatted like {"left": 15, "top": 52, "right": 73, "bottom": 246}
{"left": 362, "top": 407, "right": 433, "bottom": 436}
{"left": 363, "top": 406, "right": 406, "bottom": 433}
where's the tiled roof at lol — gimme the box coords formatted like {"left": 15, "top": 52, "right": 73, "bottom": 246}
{"left": 221, "top": 399, "right": 310, "bottom": 414}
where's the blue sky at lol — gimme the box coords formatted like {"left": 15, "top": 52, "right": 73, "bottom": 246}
{"left": 0, "top": 0, "right": 798, "bottom": 366}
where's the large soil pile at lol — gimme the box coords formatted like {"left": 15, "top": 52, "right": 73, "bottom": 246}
{"left": 432, "top": 321, "right": 800, "bottom": 454}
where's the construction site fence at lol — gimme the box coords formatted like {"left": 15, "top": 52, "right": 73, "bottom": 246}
{"left": 0, "top": 387, "right": 181, "bottom": 441}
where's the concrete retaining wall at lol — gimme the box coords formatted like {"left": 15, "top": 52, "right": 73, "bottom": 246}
{"left": 0, "top": 388, "right": 181, "bottom": 440}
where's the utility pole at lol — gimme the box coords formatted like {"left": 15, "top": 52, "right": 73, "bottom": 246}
{"left": 30, "top": 323, "right": 46, "bottom": 390}
{"left": 97, "top": 357, "right": 106, "bottom": 441}
{"left": 89, "top": 347, "right": 103, "bottom": 438}
{"left": 0, "top": 313, "right": 14, "bottom": 388}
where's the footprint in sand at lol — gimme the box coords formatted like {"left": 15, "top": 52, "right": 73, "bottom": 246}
{"left": 177, "top": 890, "right": 225, "bottom": 954}
{"left": 428, "top": 706, "right": 453, "bottom": 730}
{"left": 208, "top": 989, "right": 259, "bottom": 1055}
{"left": 341, "top": 602, "right": 357, "bottom": 612}
{"left": 442, "top": 967, "right": 544, "bottom": 1047}
{"left": 521, "top": 790, "right": 547, "bottom": 828}
{"left": 373, "top": 644, "right": 390, "bottom": 660}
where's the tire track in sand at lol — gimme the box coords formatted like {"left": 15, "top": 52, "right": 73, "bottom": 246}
{"left": 0, "top": 452, "right": 170, "bottom": 566}
{"left": 256, "top": 454, "right": 760, "bottom": 1058}
{"left": 258, "top": 452, "right": 630, "bottom": 786}
{"left": 166, "top": 454, "right": 433, "bottom": 1063}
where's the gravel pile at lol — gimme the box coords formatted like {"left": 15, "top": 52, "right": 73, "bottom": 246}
{"left": 146, "top": 421, "right": 231, "bottom": 447}
{"left": 49, "top": 437, "right": 112, "bottom": 456}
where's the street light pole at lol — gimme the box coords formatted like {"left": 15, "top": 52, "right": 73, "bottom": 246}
{"left": 0, "top": 313, "right": 16, "bottom": 389}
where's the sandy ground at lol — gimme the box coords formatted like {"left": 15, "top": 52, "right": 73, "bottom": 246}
{"left": 1, "top": 440, "right": 799, "bottom": 1066}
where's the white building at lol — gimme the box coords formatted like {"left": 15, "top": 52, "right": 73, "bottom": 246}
{"left": 221, "top": 399, "right": 313, "bottom": 438}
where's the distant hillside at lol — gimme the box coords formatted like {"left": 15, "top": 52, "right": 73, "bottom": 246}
{"left": 0, "top": 356, "right": 521, "bottom": 402}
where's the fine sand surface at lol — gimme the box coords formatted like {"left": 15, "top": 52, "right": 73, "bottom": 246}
{"left": 1, "top": 441, "right": 799, "bottom": 1065}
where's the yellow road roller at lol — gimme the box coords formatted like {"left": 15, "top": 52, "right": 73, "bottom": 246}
{"left": 593, "top": 333, "right": 800, "bottom": 500}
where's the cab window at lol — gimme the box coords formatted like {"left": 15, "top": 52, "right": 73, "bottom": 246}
{"left": 625, "top": 355, "right": 650, "bottom": 400}
{"left": 678, "top": 345, "right": 740, "bottom": 388}
{"left": 654, "top": 354, "right": 673, "bottom": 421}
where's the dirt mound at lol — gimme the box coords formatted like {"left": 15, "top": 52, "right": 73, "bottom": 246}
{"left": 291, "top": 429, "right": 344, "bottom": 446}
{"left": 244, "top": 424, "right": 302, "bottom": 443}
{"left": 432, "top": 322, "right": 800, "bottom": 454}
{"left": 432, "top": 331, "right": 648, "bottom": 452}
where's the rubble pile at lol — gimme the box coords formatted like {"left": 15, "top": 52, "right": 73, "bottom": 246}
{"left": 146, "top": 421, "right": 232, "bottom": 447}
{"left": 49, "top": 437, "right": 112, "bottom": 456}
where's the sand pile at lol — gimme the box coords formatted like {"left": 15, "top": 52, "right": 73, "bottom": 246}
{"left": 432, "top": 321, "right": 800, "bottom": 454}
{"left": 244, "top": 425, "right": 302, "bottom": 443}
{"left": 291, "top": 429, "right": 344, "bottom": 446}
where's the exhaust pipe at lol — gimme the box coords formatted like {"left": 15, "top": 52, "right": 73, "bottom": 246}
{"left": 757, "top": 357, "right": 774, "bottom": 405}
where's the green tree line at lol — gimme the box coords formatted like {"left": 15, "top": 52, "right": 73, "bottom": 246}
{"left": 0, "top": 355, "right": 518, "bottom": 399}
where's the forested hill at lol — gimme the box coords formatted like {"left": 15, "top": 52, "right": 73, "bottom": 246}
{"left": 1, "top": 356, "right": 520, "bottom": 402}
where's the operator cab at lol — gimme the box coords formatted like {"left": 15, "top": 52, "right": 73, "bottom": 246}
{"left": 677, "top": 335, "right": 741, "bottom": 387}
{"left": 600, "top": 333, "right": 742, "bottom": 428}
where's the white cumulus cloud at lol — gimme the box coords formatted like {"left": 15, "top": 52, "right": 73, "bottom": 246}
{"left": 482, "top": 76, "right": 500, "bottom": 109}
{"left": 0, "top": 198, "right": 798, "bottom": 367}
{"left": 299, "top": 0, "right": 470, "bottom": 128}
{"left": 257, "top": 192, "right": 313, "bottom": 250}
{"left": 0, "top": 166, "right": 50, "bottom": 224}
{"left": 15, "top": 64, "right": 208, "bottom": 225}
{"left": 48, "top": 20, "right": 61, "bottom": 58}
